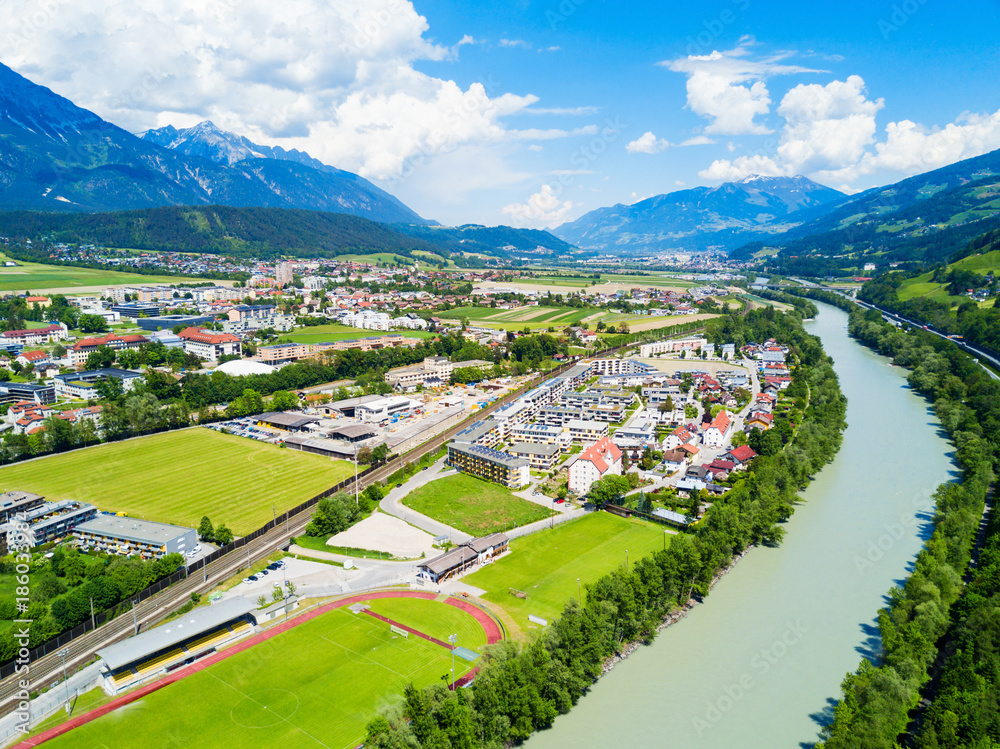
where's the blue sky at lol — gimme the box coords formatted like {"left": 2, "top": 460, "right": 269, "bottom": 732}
{"left": 5, "top": 0, "right": 1000, "bottom": 227}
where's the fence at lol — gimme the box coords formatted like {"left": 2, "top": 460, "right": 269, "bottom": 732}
{"left": 0, "top": 465, "right": 375, "bottom": 678}
{"left": 0, "top": 327, "right": 693, "bottom": 676}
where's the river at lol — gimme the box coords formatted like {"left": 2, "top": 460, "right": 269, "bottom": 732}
{"left": 526, "top": 302, "right": 957, "bottom": 749}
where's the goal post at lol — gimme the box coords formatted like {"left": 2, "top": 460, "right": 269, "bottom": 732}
{"left": 390, "top": 624, "right": 409, "bottom": 638}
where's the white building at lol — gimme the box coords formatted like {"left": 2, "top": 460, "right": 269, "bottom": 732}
{"left": 567, "top": 436, "right": 623, "bottom": 496}
{"left": 356, "top": 395, "right": 422, "bottom": 423}
{"left": 177, "top": 328, "right": 242, "bottom": 362}
{"left": 639, "top": 337, "right": 708, "bottom": 357}
{"left": 703, "top": 411, "right": 733, "bottom": 448}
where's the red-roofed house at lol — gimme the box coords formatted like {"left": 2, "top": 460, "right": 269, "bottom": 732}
{"left": 664, "top": 425, "right": 699, "bottom": 451}
{"left": 567, "top": 436, "right": 623, "bottom": 495}
{"left": 70, "top": 333, "right": 149, "bottom": 365}
{"left": 2, "top": 324, "right": 68, "bottom": 346}
{"left": 703, "top": 410, "right": 733, "bottom": 448}
{"left": 726, "top": 445, "right": 758, "bottom": 466}
{"left": 178, "top": 328, "right": 242, "bottom": 362}
{"left": 15, "top": 350, "right": 49, "bottom": 368}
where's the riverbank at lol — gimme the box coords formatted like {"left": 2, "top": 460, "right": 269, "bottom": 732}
{"left": 600, "top": 546, "right": 754, "bottom": 676}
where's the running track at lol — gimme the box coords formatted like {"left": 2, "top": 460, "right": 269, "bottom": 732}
{"left": 13, "top": 591, "right": 502, "bottom": 748}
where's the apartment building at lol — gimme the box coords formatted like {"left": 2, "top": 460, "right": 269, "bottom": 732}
{"left": 565, "top": 418, "right": 609, "bottom": 443}
{"left": 70, "top": 333, "right": 150, "bottom": 365}
{"left": 178, "top": 328, "right": 242, "bottom": 362}
{"left": 446, "top": 442, "right": 529, "bottom": 489}
{"left": 75, "top": 515, "right": 197, "bottom": 560}
{"left": 639, "top": 337, "right": 708, "bottom": 357}
{"left": 567, "top": 436, "right": 623, "bottom": 496}
{"left": 509, "top": 442, "right": 561, "bottom": 470}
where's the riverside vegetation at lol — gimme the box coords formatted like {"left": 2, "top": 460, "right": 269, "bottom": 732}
{"left": 786, "top": 299, "right": 999, "bottom": 748}
{"left": 363, "top": 304, "right": 848, "bottom": 749}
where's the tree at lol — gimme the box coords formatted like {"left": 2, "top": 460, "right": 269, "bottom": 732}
{"left": 270, "top": 390, "right": 299, "bottom": 411}
{"left": 198, "top": 516, "right": 215, "bottom": 542}
{"left": 371, "top": 443, "right": 390, "bottom": 465}
{"left": 658, "top": 396, "right": 675, "bottom": 413}
{"left": 85, "top": 346, "right": 116, "bottom": 370}
{"left": 271, "top": 587, "right": 284, "bottom": 602}
{"left": 587, "top": 474, "right": 631, "bottom": 505}
{"left": 214, "top": 524, "right": 234, "bottom": 545}
{"left": 95, "top": 375, "right": 125, "bottom": 403}
{"left": 256, "top": 594, "right": 267, "bottom": 607}
{"left": 357, "top": 446, "right": 373, "bottom": 465}
{"left": 78, "top": 314, "right": 109, "bottom": 334}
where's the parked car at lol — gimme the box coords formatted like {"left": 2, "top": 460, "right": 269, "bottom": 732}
{"left": 242, "top": 577, "right": 252, "bottom": 584}
{"left": 248, "top": 574, "right": 259, "bottom": 582}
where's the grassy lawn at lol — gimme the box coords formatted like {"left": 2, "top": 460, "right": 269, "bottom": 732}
{"left": 23, "top": 687, "right": 114, "bottom": 741}
{"left": 44, "top": 603, "right": 480, "bottom": 749}
{"left": 0, "top": 253, "right": 210, "bottom": 292}
{"left": 464, "top": 512, "right": 669, "bottom": 626}
{"left": 285, "top": 324, "right": 434, "bottom": 345}
{"left": 0, "top": 429, "right": 354, "bottom": 536}
{"left": 367, "top": 597, "right": 487, "bottom": 652}
{"left": 401, "top": 473, "right": 553, "bottom": 536}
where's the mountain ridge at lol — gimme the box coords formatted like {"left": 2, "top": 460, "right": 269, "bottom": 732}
{"left": 0, "top": 62, "right": 429, "bottom": 225}
{"left": 554, "top": 175, "right": 846, "bottom": 253}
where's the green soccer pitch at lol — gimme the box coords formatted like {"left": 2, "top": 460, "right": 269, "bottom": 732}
{"left": 463, "top": 512, "right": 671, "bottom": 626}
{"left": 44, "top": 599, "right": 482, "bottom": 749}
{"left": 0, "top": 428, "right": 354, "bottom": 536}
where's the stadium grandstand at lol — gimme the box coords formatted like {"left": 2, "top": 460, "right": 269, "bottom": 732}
{"left": 96, "top": 598, "right": 257, "bottom": 694}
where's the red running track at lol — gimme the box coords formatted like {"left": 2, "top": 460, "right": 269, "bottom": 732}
{"left": 13, "top": 591, "right": 501, "bottom": 748}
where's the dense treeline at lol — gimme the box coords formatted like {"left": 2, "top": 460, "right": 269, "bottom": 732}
{"left": 912, "top": 500, "right": 1000, "bottom": 748}
{"left": 0, "top": 549, "right": 183, "bottom": 662}
{"left": 365, "top": 307, "right": 847, "bottom": 749}
{"left": 0, "top": 205, "right": 446, "bottom": 260}
{"left": 860, "top": 265, "right": 1000, "bottom": 353}
{"left": 815, "top": 307, "right": 999, "bottom": 749}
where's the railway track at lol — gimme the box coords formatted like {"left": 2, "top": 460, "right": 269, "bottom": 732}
{"left": 0, "top": 334, "right": 668, "bottom": 717}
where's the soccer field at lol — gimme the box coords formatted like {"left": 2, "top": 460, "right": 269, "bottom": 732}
{"left": 44, "top": 600, "right": 481, "bottom": 749}
{"left": 0, "top": 429, "right": 354, "bottom": 536}
{"left": 464, "top": 512, "right": 670, "bottom": 627}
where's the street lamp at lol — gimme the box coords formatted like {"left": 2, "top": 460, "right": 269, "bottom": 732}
{"left": 448, "top": 634, "right": 457, "bottom": 689}
{"left": 663, "top": 529, "right": 667, "bottom": 551}
{"left": 57, "top": 648, "right": 70, "bottom": 714}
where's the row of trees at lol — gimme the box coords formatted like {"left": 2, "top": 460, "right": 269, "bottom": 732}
{"left": 815, "top": 306, "right": 999, "bottom": 748}
{"left": 365, "top": 305, "right": 849, "bottom": 748}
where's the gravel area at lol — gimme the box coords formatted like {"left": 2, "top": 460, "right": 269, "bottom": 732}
{"left": 328, "top": 511, "right": 438, "bottom": 558}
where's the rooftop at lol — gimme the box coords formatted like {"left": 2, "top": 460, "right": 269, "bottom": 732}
{"left": 75, "top": 515, "right": 194, "bottom": 545}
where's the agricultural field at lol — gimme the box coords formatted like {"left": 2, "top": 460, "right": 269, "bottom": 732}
{"left": 285, "top": 323, "right": 434, "bottom": 345}
{"left": 0, "top": 253, "right": 211, "bottom": 293}
{"left": 0, "top": 429, "right": 354, "bottom": 536}
{"left": 44, "top": 600, "right": 482, "bottom": 749}
{"left": 895, "top": 249, "right": 1000, "bottom": 309}
{"left": 401, "top": 473, "right": 554, "bottom": 536}
{"left": 464, "top": 512, "right": 669, "bottom": 627}
{"left": 435, "top": 304, "right": 696, "bottom": 333}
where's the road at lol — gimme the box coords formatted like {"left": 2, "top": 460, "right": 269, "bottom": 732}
{"left": 0, "top": 331, "right": 690, "bottom": 719}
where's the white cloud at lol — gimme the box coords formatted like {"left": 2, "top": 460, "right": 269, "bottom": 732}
{"left": 626, "top": 131, "right": 670, "bottom": 154}
{"left": 859, "top": 111, "right": 1000, "bottom": 176}
{"left": 501, "top": 185, "right": 576, "bottom": 228}
{"left": 775, "top": 75, "right": 884, "bottom": 176}
{"left": 1, "top": 0, "right": 585, "bottom": 181}
{"left": 679, "top": 135, "right": 715, "bottom": 146}
{"left": 509, "top": 125, "right": 599, "bottom": 140}
{"left": 663, "top": 43, "right": 824, "bottom": 135}
{"left": 698, "top": 72, "right": 1000, "bottom": 186}
{"left": 527, "top": 144, "right": 544, "bottom": 152}
{"left": 499, "top": 38, "right": 531, "bottom": 48}
{"left": 699, "top": 154, "right": 788, "bottom": 182}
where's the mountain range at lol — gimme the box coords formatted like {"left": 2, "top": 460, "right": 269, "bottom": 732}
{"left": 0, "top": 62, "right": 427, "bottom": 224}
{"left": 555, "top": 175, "right": 847, "bottom": 253}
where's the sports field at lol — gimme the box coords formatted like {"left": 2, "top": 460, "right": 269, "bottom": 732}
{"left": 0, "top": 429, "right": 354, "bottom": 535}
{"left": 0, "top": 253, "right": 209, "bottom": 293}
{"left": 43, "top": 599, "right": 481, "bottom": 749}
{"left": 401, "top": 473, "right": 554, "bottom": 536}
{"left": 286, "top": 323, "right": 434, "bottom": 345}
{"left": 464, "top": 512, "right": 670, "bottom": 626}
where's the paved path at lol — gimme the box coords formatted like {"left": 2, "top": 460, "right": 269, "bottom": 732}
{"left": 379, "top": 459, "right": 473, "bottom": 544}
{"left": 10, "top": 590, "right": 501, "bottom": 749}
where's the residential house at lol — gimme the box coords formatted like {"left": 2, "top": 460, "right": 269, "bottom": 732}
{"left": 567, "top": 436, "right": 623, "bottom": 496}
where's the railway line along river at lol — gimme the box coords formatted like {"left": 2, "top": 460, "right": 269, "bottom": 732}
{"left": 526, "top": 302, "right": 957, "bottom": 749}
